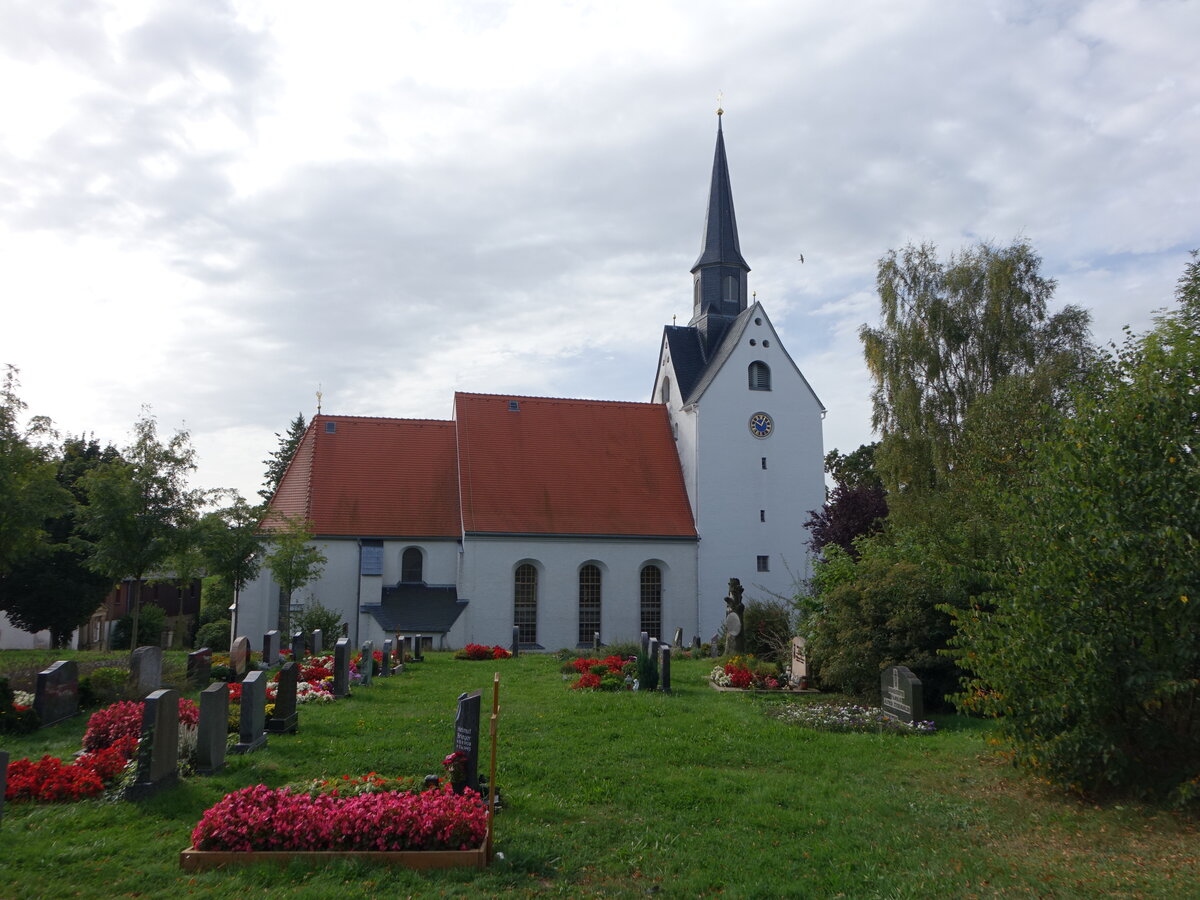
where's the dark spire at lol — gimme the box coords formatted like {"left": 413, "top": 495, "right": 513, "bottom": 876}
{"left": 689, "top": 111, "right": 751, "bottom": 348}
{"left": 693, "top": 114, "right": 749, "bottom": 273}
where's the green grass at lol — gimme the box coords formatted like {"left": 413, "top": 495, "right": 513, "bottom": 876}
{"left": 2, "top": 651, "right": 1197, "bottom": 898}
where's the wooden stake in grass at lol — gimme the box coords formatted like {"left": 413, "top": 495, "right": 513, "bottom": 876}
{"left": 487, "top": 671, "right": 499, "bottom": 861}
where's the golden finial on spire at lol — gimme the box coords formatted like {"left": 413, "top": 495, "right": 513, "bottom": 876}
{"left": 316, "top": 384, "right": 323, "bottom": 414}
{"left": 716, "top": 90, "right": 724, "bottom": 117}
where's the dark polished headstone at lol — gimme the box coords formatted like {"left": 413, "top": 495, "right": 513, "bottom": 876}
{"left": 640, "top": 631, "right": 649, "bottom": 656}
{"left": 34, "top": 660, "right": 79, "bottom": 727}
{"left": 333, "top": 638, "right": 351, "bottom": 698}
{"left": 511, "top": 625, "right": 520, "bottom": 656}
{"left": 232, "top": 671, "right": 268, "bottom": 754}
{"left": 196, "top": 682, "right": 228, "bottom": 775}
{"left": 380, "top": 639, "right": 393, "bottom": 677}
{"left": 311, "top": 629, "right": 323, "bottom": 656}
{"left": 881, "top": 666, "right": 924, "bottom": 725}
{"left": 267, "top": 662, "right": 299, "bottom": 734}
{"left": 413, "top": 634, "right": 424, "bottom": 662}
{"left": 130, "top": 645, "right": 163, "bottom": 698}
{"left": 661, "top": 646, "right": 672, "bottom": 693}
{"left": 693, "top": 635, "right": 702, "bottom": 652}
{"left": 454, "top": 690, "right": 482, "bottom": 792}
{"left": 291, "top": 631, "right": 305, "bottom": 660}
{"left": 127, "top": 688, "right": 179, "bottom": 799}
{"left": 263, "top": 630, "right": 281, "bottom": 666}
{"left": 187, "top": 648, "right": 212, "bottom": 687}
{"left": 648, "top": 637, "right": 659, "bottom": 664}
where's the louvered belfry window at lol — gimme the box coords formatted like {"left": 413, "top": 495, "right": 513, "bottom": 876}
{"left": 514, "top": 564, "right": 538, "bottom": 645}
{"left": 578, "top": 564, "right": 601, "bottom": 645}
{"left": 640, "top": 565, "right": 663, "bottom": 640}
{"left": 748, "top": 361, "right": 771, "bottom": 391}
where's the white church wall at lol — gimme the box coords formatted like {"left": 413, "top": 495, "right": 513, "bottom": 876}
{"left": 691, "top": 310, "right": 825, "bottom": 639}
{"left": 455, "top": 536, "right": 698, "bottom": 650}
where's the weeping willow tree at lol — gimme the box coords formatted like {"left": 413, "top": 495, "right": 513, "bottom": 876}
{"left": 860, "top": 239, "right": 1092, "bottom": 501}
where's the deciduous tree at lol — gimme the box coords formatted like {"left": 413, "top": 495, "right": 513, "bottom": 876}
{"left": 263, "top": 514, "right": 326, "bottom": 634}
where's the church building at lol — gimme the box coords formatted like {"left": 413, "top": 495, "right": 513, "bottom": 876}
{"left": 235, "top": 115, "right": 826, "bottom": 651}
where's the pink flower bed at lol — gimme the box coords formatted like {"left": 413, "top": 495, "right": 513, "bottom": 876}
{"left": 190, "top": 783, "right": 488, "bottom": 852}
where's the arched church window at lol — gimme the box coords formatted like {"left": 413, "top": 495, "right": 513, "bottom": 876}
{"left": 640, "top": 565, "right": 662, "bottom": 640}
{"left": 748, "top": 361, "right": 771, "bottom": 391}
{"left": 401, "top": 547, "right": 423, "bottom": 583}
{"left": 578, "top": 564, "right": 601, "bottom": 645}
{"left": 660, "top": 377, "right": 671, "bottom": 405}
{"left": 514, "top": 564, "right": 538, "bottom": 646}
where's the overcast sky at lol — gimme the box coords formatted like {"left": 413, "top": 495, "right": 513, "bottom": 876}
{"left": 2, "top": 0, "right": 1196, "bottom": 501}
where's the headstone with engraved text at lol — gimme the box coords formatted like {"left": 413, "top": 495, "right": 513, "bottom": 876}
{"left": 126, "top": 688, "right": 180, "bottom": 799}
{"left": 453, "top": 690, "right": 482, "bottom": 792}
{"left": 34, "top": 660, "right": 79, "bottom": 727}
{"left": 880, "top": 666, "right": 924, "bottom": 725}
{"left": 229, "top": 636, "right": 251, "bottom": 680}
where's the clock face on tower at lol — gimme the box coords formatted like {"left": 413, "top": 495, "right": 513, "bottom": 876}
{"left": 748, "top": 412, "right": 774, "bottom": 439}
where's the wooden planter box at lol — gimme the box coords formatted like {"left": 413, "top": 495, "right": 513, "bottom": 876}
{"left": 180, "top": 833, "right": 490, "bottom": 871}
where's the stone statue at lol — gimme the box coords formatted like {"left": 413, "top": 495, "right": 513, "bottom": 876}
{"left": 723, "top": 577, "right": 746, "bottom": 656}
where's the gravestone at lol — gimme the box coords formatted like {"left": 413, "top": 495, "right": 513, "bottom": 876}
{"left": 381, "top": 639, "right": 393, "bottom": 677}
{"left": 414, "top": 634, "right": 424, "bottom": 662}
{"left": 661, "top": 646, "right": 672, "bottom": 693}
{"left": 0, "top": 749, "right": 7, "bottom": 824}
{"left": 263, "top": 630, "right": 281, "bottom": 666}
{"left": 396, "top": 636, "right": 406, "bottom": 670}
{"left": 333, "top": 638, "right": 351, "bottom": 698}
{"left": 673, "top": 627, "right": 683, "bottom": 648}
{"left": 360, "top": 641, "right": 374, "bottom": 686}
{"left": 790, "top": 636, "right": 809, "bottom": 687}
{"left": 710, "top": 635, "right": 720, "bottom": 658}
{"left": 693, "top": 635, "right": 702, "bottom": 652}
{"left": 229, "top": 635, "right": 251, "bottom": 680}
{"left": 640, "top": 631, "right": 649, "bottom": 656}
{"left": 127, "top": 688, "right": 180, "bottom": 799}
{"left": 880, "top": 666, "right": 924, "bottom": 725}
{"left": 291, "top": 631, "right": 305, "bottom": 660}
{"left": 268, "top": 661, "right": 299, "bottom": 734}
{"left": 196, "top": 682, "right": 229, "bottom": 775}
{"left": 34, "top": 660, "right": 79, "bottom": 727}
{"left": 232, "top": 670, "right": 268, "bottom": 754}
{"left": 453, "top": 690, "right": 482, "bottom": 792}
{"left": 593, "top": 631, "right": 600, "bottom": 652}
{"left": 311, "top": 629, "right": 323, "bottom": 656}
{"left": 186, "top": 648, "right": 212, "bottom": 687}
{"left": 130, "top": 645, "right": 163, "bottom": 697}
{"left": 511, "top": 626, "right": 520, "bottom": 656}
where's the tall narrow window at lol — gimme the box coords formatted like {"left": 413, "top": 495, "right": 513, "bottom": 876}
{"left": 640, "top": 565, "right": 663, "bottom": 640}
{"left": 514, "top": 564, "right": 538, "bottom": 645}
{"left": 757, "top": 555, "right": 770, "bottom": 572}
{"left": 723, "top": 274, "right": 738, "bottom": 302}
{"left": 401, "top": 547, "right": 423, "bottom": 583}
{"left": 578, "top": 564, "right": 601, "bottom": 645}
{"left": 748, "top": 361, "right": 771, "bottom": 391}
{"left": 660, "top": 377, "right": 671, "bottom": 405}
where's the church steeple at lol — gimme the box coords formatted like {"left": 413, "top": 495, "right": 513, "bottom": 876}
{"left": 690, "top": 111, "right": 751, "bottom": 351}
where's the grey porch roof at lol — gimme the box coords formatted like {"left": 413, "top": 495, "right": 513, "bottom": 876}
{"left": 365, "top": 584, "right": 467, "bottom": 634}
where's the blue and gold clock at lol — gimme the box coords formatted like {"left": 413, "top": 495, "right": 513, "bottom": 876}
{"left": 748, "top": 412, "right": 774, "bottom": 439}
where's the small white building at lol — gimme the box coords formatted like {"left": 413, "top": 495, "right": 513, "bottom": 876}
{"left": 237, "top": 115, "right": 825, "bottom": 650}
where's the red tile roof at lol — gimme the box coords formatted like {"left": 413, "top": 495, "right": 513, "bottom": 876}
{"left": 268, "top": 397, "right": 698, "bottom": 540}
{"left": 269, "top": 415, "right": 460, "bottom": 538}
{"left": 455, "top": 393, "right": 696, "bottom": 537}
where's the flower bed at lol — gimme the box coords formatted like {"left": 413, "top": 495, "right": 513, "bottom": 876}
{"left": 6, "top": 697, "right": 199, "bottom": 803}
{"left": 566, "top": 655, "right": 634, "bottom": 691}
{"left": 770, "top": 702, "right": 937, "bottom": 735}
{"left": 454, "top": 644, "right": 512, "bottom": 661}
{"left": 181, "top": 780, "right": 490, "bottom": 871}
{"left": 709, "top": 655, "right": 788, "bottom": 691}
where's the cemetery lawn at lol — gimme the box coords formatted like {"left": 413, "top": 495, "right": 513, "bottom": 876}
{"left": 2, "top": 652, "right": 1198, "bottom": 899}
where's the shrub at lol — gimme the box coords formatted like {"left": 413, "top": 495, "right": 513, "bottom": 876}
{"left": 108, "top": 604, "right": 167, "bottom": 650}
{"left": 80, "top": 666, "right": 131, "bottom": 707}
{"left": 454, "top": 644, "right": 511, "bottom": 661}
{"left": 636, "top": 653, "right": 659, "bottom": 692}
{"left": 194, "top": 621, "right": 230, "bottom": 652}
{"left": 743, "top": 598, "right": 794, "bottom": 664}
{"left": 293, "top": 597, "right": 343, "bottom": 639}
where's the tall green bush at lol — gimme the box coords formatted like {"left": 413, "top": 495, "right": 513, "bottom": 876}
{"left": 108, "top": 604, "right": 166, "bottom": 650}
{"left": 293, "top": 596, "right": 343, "bottom": 639}
{"left": 951, "top": 256, "right": 1200, "bottom": 804}
{"left": 742, "top": 599, "right": 793, "bottom": 664}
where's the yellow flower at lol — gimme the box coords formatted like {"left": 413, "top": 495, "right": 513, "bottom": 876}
{"left": 1182, "top": 595, "right": 1190, "bottom": 604}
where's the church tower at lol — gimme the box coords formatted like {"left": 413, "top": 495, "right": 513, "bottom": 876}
{"left": 653, "top": 113, "right": 826, "bottom": 641}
